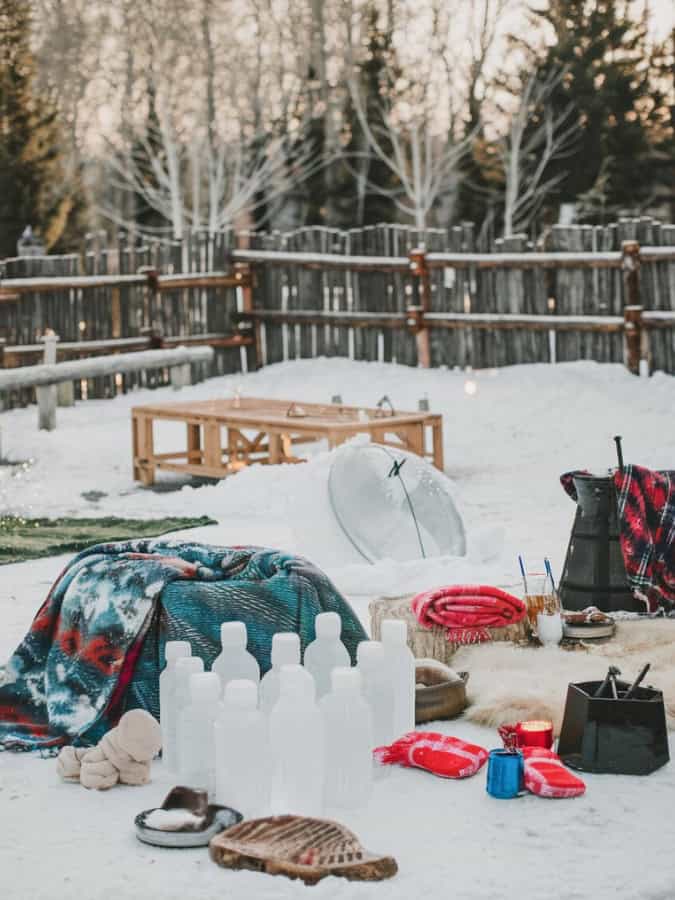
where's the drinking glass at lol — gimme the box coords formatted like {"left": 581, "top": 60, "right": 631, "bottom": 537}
{"left": 524, "top": 573, "right": 558, "bottom": 632}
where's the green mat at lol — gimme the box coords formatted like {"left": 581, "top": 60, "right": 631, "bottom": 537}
{"left": 0, "top": 515, "right": 217, "bottom": 565}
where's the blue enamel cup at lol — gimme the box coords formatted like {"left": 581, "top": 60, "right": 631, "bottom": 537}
{"left": 486, "top": 749, "right": 524, "bottom": 799}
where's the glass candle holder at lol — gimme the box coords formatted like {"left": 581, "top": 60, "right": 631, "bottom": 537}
{"left": 516, "top": 720, "right": 554, "bottom": 750}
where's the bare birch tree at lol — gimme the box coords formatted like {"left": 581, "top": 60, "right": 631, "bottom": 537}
{"left": 347, "top": 72, "right": 472, "bottom": 228}
{"left": 499, "top": 68, "right": 579, "bottom": 236}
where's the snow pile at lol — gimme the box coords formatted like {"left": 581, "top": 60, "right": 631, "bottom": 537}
{"left": 1, "top": 358, "right": 675, "bottom": 900}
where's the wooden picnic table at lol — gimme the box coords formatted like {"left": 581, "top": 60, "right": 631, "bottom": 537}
{"left": 131, "top": 397, "right": 444, "bottom": 485}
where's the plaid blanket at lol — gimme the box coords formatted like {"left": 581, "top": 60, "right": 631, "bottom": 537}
{"left": 0, "top": 540, "right": 367, "bottom": 752}
{"left": 561, "top": 466, "right": 675, "bottom": 613}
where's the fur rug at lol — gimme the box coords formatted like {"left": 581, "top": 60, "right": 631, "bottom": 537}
{"left": 453, "top": 619, "right": 675, "bottom": 735}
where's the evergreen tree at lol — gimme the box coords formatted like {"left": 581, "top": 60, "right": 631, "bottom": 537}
{"left": 0, "top": 0, "right": 70, "bottom": 257}
{"left": 334, "top": 5, "right": 400, "bottom": 227}
{"left": 530, "top": 0, "right": 659, "bottom": 219}
{"left": 129, "top": 77, "right": 169, "bottom": 234}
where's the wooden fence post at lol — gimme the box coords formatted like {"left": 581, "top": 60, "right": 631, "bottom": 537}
{"left": 38, "top": 332, "right": 58, "bottom": 428}
{"left": 409, "top": 247, "right": 431, "bottom": 368}
{"left": 140, "top": 267, "right": 161, "bottom": 336}
{"left": 623, "top": 305, "right": 643, "bottom": 376}
{"left": 238, "top": 264, "right": 261, "bottom": 369}
{"left": 0, "top": 339, "right": 5, "bottom": 412}
{"left": 622, "top": 241, "right": 642, "bottom": 375}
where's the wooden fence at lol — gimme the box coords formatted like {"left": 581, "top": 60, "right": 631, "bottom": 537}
{"left": 230, "top": 220, "right": 675, "bottom": 374}
{"left": 0, "top": 219, "right": 674, "bottom": 413}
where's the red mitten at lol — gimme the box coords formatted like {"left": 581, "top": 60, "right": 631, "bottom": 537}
{"left": 374, "top": 731, "right": 489, "bottom": 779}
{"left": 522, "top": 746, "right": 586, "bottom": 798}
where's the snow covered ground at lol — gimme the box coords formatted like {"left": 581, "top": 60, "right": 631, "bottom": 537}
{"left": 1, "top": 358, "right": 675, "bottom": 899}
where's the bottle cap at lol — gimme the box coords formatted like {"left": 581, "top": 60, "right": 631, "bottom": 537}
{"left": 315, "top": 611, "right": 341, "bottom": 639}
{"left": 225, "top": 679, "right": 258, "bottom": 709}
{"left": 381, "top": 619, "right": 408, "bottom": 644}
{"left": 356, "top": 640, "right": 384, "bottom": 668}
{"left": 331, "top": 667, "right": 361, "bottom": 693}
{"left": 165, "top": 641, "right": 191, "bottom": 662}
{"left": 279, "top": 664, "right": 315, "bottom": 701}
{"left": 271, "top": 632, "right": 300, "bottom": 667}
{"left": 176, "top": 656, "right": 204, "bottom": 677}
{"left": 220, "top": 621, "right": 247, "bottom": 648}
{"left": 190, "top": 672, "right": 221, "bottom": 703}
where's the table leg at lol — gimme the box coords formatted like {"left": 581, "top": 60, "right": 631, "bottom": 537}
{"left": 406, "top": 423, "right": 425, "bottom": 458}
{"left": 204, "top": 422, "right": 222, "bottom": 472}
{"left": 432, "top": 419, "right": 444, "bottom": 471}
{"left": 135, "top": 415, "right": 155, "bottom": 486}
{"left": 132, "top": 414, "right": 140, "bottom": 481}
{"left": 225, "top": 427, "right": 233, "bottom": 470}
{"left": 187, "top": 423, "right": 201, "bottom": 464}
{"left": 269, "top": 432, "right": 282, "bottom": 464}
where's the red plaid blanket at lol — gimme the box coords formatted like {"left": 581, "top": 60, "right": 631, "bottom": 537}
{"left": 562, "top": 465, "right": 675, "bottom": 613}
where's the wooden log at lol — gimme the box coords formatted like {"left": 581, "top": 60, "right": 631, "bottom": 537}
{"left": 36, "top": 385, "right": 56, "bottom": 431}
{"left": 40, "top": 332, "right": 59, "bottom": 421}
{"left": 409, "top": 247, "right": 431, "bottom": 368}
{"left": 236, "top": 309, "right": 407, "bottom": 328}
{"left": 0, "top": 273, "right": 146, "bottom": 292}
{"left": 232, "top": 248, "right": 410, "bottom": 272}
{"left": 171, "top": 362, "right": 191, "bottom": 390}
{"left": 622, "top": 240, "right": 641, "bottom": 307}
{"left": 425, "top": 251, "right": 623, "bottom": 269}
{"left": 0, "top": 346, "right": 214, "bottom": 391}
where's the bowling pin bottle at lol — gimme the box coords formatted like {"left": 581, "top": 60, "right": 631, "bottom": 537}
{"left": 177, "top": 672, "right": 222, "bottom": 797}
{"left": 381, "top": 619, "right": 415, "bottom": 738}
{"left": 170, "top": 655, "right": 204, "bottom": 775}
{"left": 159, "top": 640, "right": 191, "bottom": 773}
{"left": 303, "top": 612, "right": 351, "bottom": 699}
{"left": 260, "top": 632, "right": 301, "bottom": 715}
{"left": 269, "top": 664, "right": 325, "bottom": 816}
{"left": 320, "top": 667, "right": 373, "bottom": 809}
{"left": 215, "top": 679, "right": 271, "bottom": 817}
{"left": 212, "top": 621, "right": 260, "bottom": 694}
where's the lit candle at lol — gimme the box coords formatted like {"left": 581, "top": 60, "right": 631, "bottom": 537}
{"left": 516, "top": 719, "right": 554, "bottom": 750}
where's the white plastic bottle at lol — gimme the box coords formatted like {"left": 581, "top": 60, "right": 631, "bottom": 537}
{"left": 303, "top": 612, "right": 351, "bottom": 698}
{"left": 171, "top": 656, "right": 204, "bottom": 775}
{"left": 269, "top": 664, "right": 324, "bottom": 816}
{"left": 320, "top": 667, "right": 373, "bottom": 810}
{"left": 381, "top": 619, "right": 416, "bottom": 738}
{"left": 178, "top": 672, "right": 222, "bottom": 797}
{"left": 159, "top": 640, "right": 191, "bottom": 773}
{"left": 212, "top": 622, "right": 260, "bottom": 695}
{"left": 356, "top": 640, "right": 395, "bottom": 747}
{"left": 260, "top": 633, "right": 301, "bottom": 715}
{"left": 215, "top": 679, "right": 271, "bottom": 818}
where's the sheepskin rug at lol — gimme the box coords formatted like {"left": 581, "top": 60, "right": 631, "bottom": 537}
{"left": 453, "top": 619, "right": 675, "bottom": 735}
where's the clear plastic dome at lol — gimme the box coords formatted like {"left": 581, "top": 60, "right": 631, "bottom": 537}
{"left": 328, "top": 443, "right": 466, "bottom": 563}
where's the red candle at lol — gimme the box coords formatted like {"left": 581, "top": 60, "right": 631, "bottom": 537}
{"left": 516, "top": 719, "right": 554, "bottom": 750}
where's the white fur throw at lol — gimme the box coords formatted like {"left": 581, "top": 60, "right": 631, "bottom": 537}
{"left": 453, "top": 619, "right": 675, "bottom": 735}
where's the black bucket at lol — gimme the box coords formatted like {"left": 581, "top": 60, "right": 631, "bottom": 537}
{"left": 559, "top": 473, "right": 639, "bottom": 613}
{"left": 557, "top": 679, "right": 669, "bottom": 775}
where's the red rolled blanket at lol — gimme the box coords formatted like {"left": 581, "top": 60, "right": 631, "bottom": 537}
{"left": 411, "top": 584, "right": 526, "bottom": 644}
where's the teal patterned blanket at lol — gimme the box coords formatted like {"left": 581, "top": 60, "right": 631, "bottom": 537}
{"left": 0, "top": 541, "right": 367, "bottom": 751}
